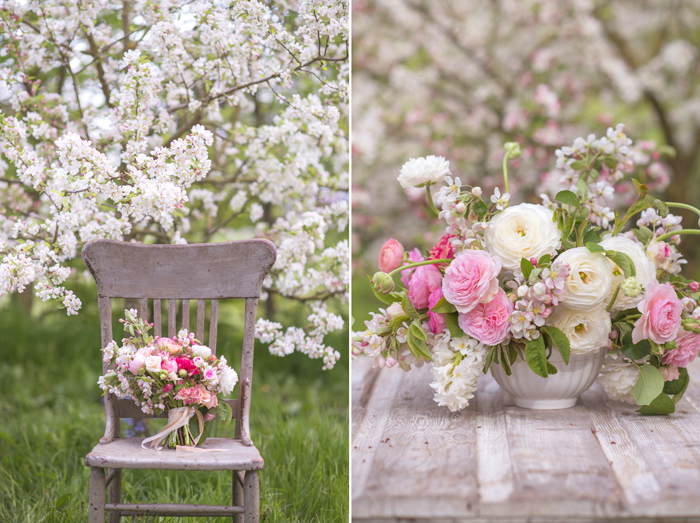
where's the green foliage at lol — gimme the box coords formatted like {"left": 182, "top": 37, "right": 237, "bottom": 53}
{"left": 622, "top": 339, "right": 652, "bottom": 361}
{"left": 541, "top": 326, "right": 570, "bottom": 365}
{"left": 663, "top": 367, "right": 689, "bottom": 395}
{"left": 525, "top": 335, "right": 548, "bottom": 378}
{"left": 554, "top": 190, "right": 581, "bottom": 209}
{"left": 636, "top": 393, "right": 675, "bottom": 415}
{"left": 430, "top": 296, "right": 456, "bottom": 314}
{"left": 521, "top": 258, "right": 535, "bottom": 280}
{"left": 631, "top": 364, "right": 665, "bottom": 406}
{"left": 445, "top": 312, "right": 465, "bottom": 339}
{"left": 0, "top": 294, "right": 348, "bottom": 522}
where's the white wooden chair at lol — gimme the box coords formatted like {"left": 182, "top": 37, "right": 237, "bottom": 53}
{"left": 82, "top": 239, "right": 276, "bottom": 523}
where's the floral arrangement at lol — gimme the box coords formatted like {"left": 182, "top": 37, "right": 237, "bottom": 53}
{"left": 99, "top": 309, "right": 238, "bottom": 449}
{"left": 353, "top": 124, "right": 700, "bottom": 415}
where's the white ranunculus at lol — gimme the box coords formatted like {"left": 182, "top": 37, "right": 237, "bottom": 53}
{"left": 597, "top": 356, "right": 640, "bottom": 403}
{"left": 483, "top": 203, "right": 562, "bottom": 271}
{"left": 397, "top": 156, "right": 451, "bottom": 188}
{"left": 547, "top": 305, "right": 612, "bottom": 355}
{"left": 600, "top": 235, "right": 656, "bottom": 312}
{"left": 219, "top": 367, "right": 239, "bottom": 395}
{"left": 191, "top": 344, "right": 212, "bottom": 359}
{"left": 555, "top": 247, "right": 612, "bottom": 310}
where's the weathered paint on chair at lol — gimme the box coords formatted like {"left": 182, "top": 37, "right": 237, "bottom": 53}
{"left": 82, "top": 239, "right": 276, "bottom": 523}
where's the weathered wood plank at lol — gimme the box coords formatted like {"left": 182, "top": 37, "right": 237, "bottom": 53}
{"left": 153, "top": 299, "right": 161, "bottom": 337}
{"left": 475, "top": 375, "right": 513, "bottom": 504}
{"left": 168, "top": 299, "right": 176, "bottom": 338}
{"left": 209, "top": 299, "right": 219, "bottom": 353}
{"left": 197, "top": 300, "right": 206, "bottom": 342}
{"left": 353, "top": 365, "right": 479, "bottom": 519}
{"left": 352, "top": 357, "right": 380, "bottom": 435}
{"left": 182, "top": 299, "right": 190, "bottom": 332}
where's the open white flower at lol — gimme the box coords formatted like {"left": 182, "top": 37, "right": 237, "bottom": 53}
{"left": 483, "top": 203, "right": 562, "bottom": 271}
{"left": 600, "top": 235, "right": 656, "bottom": 312}
{"left": 397, "top": 156, "right": 451, "bottom": 188}
{"left": 597, "top": 356, "right": 640, "bottom": 403}
{"left": 219, "top": 367, "right": 239, "bottom": 395}
{"left": 554, "top": 247, "right": 612, "bottom": 310}
{"left": 547, "top": 305, "right": 612, "bottom": 355}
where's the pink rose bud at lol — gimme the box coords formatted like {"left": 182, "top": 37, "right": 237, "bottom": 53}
{"left": 378, "top": 238, "right": 405, "bottom": 273}
{"left": 691, "top": 282, "right": 699, "bottom": 292}
{"left": 529, "top": 257, "right": 538, "bottom": 267}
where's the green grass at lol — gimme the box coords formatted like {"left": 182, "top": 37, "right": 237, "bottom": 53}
{"left": 0, "top": 289, "right": 349, "bottom": 523}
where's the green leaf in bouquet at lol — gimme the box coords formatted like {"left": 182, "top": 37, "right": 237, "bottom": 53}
{"left": 569, "top": 160, "right": 586, "bottom": 171}
{"left": 389, "top": 315, "right": 410, "bottom": 334}
{"left": 582, "top": 229, "right": 601, "bottom": 244}
{"left": 654, "top": 199, "right": 669, "bottom": 218}
{"left": 603, "top": 156, "right": 618, "bottom": 169}
{"left": 546, "top": 361, "right": 558, "bottom": 375}
{"left": 445, "top": 312, "right": 465, "bottom": 338}
{"left": 506, "top": 343, "right": 518, "bottom": 365}
{"left": 407, "top": 329, "right": 432, "bottom": 361}
{"left": 500, "top": 346, "right": 512, "bottom": 376}
{"left": 521, "top": 257, "right": 535, "bottom": 280}
{"left": 541, "top": 326, "right": 570, "bottom": 365}
{"left": 622, "top": 339, "right": 651, "bottom": 361}
{"left": 576, "top": 178, "right": 588, "bottom": 197}
{"left": 431, "top": 296, "right": 457, "bottom": 314}
{"left": 585, "top": 242, "right": 605, "bottom": 253}
{"left": 410, "top": 320, "right": 427, "bottom": 341}
{"left": 663, "top": 367, "right": 689, "bottom": 395}
{"left": 636, "top": 392, "right": 675, "bottom": 415}
{"left": 368, "top": 275, "right": 401, "bottom": 305}
{"left": 528, "top": 268, "right": 542, "bottom": 283}
{"left": 538, "top": 254, "right": 552, "bottom": 268}
{"left": 633, "top": 226, "right": 654, "bottom": 245}
{"left": 218, "top": 399, "right": 233, "bottom": 427}
{"left": 562, "top": 217, "right": 575, "bottom": 243}
{"left": 605, "top": 250, "right": 636, "bottom": 278}
{"left": 473, "top": 199, "right": 488, "bottom": 218}
{"left": 554, "top": 190, "right": 581, "bottom": 209}
{"left": 589, "top": 168, "right": 600, "bottom": 180}
{"left": 483, "top": 345, "right": 497, "bottom": 374}
{"left": 402, "top": 293, "right": 421, "bottom": 320}
{"left": 525, "top": 335, "right": 548, "bottom": 378}
{"left": 631, "top": 364, "right": 665, "bottom": 406}
{"left": 576, "top": 220, "right": 589, "bottom": 246}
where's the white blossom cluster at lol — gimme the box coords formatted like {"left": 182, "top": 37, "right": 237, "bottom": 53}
{"left": 0, "top": 0, "right": 348, "bottom": 367}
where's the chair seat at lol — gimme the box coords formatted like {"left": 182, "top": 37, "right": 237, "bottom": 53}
{"left": 85, "top": 437, "right": 264, "bottom": 471}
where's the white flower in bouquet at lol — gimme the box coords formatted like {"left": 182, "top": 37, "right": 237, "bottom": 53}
{"left": 220, "top": 367, "right": 239, "bottom": 396}
{"left": 144, "top": 355, "right": 162, "bottom": 373}
{"left": 547, "top": 305, "right": 612, "bottom": 355}
{"left": 597, "top": 357, "right": 640, "bottom": 404}
{"left": 600, "top": 236, "right": 656, "bottom": 312}
{"left": 483, "top": 203, "right": 562, "bottom": 271}
{"left": 397, "top": 156, "right": 451, "bottom": 188}
{"left": 554, "top": 247, "right": 613, "bottom": 310}
{"left": 430, "top": 335, "right": 488, "bottom": 412}
{"left": 192, "top": 345, "right": 212, "bottom": 359}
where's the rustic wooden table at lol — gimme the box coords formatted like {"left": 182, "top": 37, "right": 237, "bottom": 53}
{"left": 352, "top": 357, "right": 700, "bottom": 523}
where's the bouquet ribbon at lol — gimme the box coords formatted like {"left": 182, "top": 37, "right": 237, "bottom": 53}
{"left": 141, "top": 406, "right": 204, "bottom": 451}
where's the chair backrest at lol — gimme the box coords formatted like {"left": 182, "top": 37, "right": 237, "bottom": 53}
{"left": 82, "top": 239, "right": 276, "bottom": 443}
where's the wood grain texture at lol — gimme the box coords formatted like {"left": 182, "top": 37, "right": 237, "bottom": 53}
{"left": 352, "top": 358, "right": 700, "bottom": 522}
{"left": 82, "top": 239, "right": 276, "bottom": 299}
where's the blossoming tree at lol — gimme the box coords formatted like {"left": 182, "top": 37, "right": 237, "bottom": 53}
{"left": 0, "top": 0, "right": 349, "bottom": 370}
{"left": 352, "top": 0, "right": 699, "bottom": 268}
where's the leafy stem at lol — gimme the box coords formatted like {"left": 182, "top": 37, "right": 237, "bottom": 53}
{"left": 387, "top": 259, "right": 453, "bottom": 278}
{"left": 425, "top": 185, "right": 439, "bottom": 216}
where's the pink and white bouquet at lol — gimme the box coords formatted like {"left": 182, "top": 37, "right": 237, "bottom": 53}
{"left": 99, "top": 309, "right": 238, "bottom": 449}
{"left": 353, "top": 124, "right": 700, "bottom": 415}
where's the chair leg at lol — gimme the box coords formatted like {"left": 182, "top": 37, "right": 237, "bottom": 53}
{"left": 243, "top": 471, "right": 259, "bottom": 523}
{"left": 233, "top": 471, "right": 244, "bottom": 523}
{"left": 88, "top": 467, "right": 106, "bottom": 523}
{"left": 108, "top": 469, "right": 122, "bottom": 523}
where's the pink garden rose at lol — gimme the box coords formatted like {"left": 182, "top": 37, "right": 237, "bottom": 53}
{"left": 632, "top": 280, "right": 683, "bottom": 344}
{"left": 408, "top": 263, "right": 442, "bottom": 309}
{"left": 378, "top": 238, "right": 405, "bottom": 273}
{"left": 659, "top": 365, "right": 680, "bottom": 382}
{"left": 129, "top": 353, "right": 146, "bottom": 374}
{"left": 662, "top": 328, "right": 700, "bottom": 368}
{"left": 427, "top": 288, "right": 447, "bottom": 335}
{"left": 161, "top": 358, "right": 178, "bottom": 374}
{"left": 155, "top": 337, "right": 182, "bottom": 354}
{"left": 401, "top": 248, "right": 424, "bottom": 288}
{"left": 458, "top": 288, "right": 512, "bottom": 346}
{"left": 429, "top": 234, "right": 455, "bottom": 264}
{"left": 442, "top": 250, "right": 501, "bottom": 313}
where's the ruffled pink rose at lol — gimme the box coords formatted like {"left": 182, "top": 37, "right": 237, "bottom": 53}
{"left": 458, "top": 288, "right": 512, "bottom": 346}
{"left": 175, "top": 385, "right": 218, "bottom": 409}
{"left": 427, "top": 288, "right": 447, "bottom": 335}
{"left": 408, "top": 263, "right": 443, "bottom": 309}
{"left": 401, "top": 248, "right": 424, "bottom": 288}
{"left": 161, "top": 358, "right": 178, "bottom": 374}
{"left": 129, "top": 353, "right": 146, "bottom": 374}
{"left": 442, "top": 250, "right": 501, "bottom": 314}
{"left": 429, "top": 234, "right": 455, "bottom": 264}
{"left": 662, "top": 328, "right": 700, "bottom": 368}
{"left": 378, "top": 238, "right": 405, "bottom": 273}
{"left": 632, "top": 281, "right": 683, "bottom": 344}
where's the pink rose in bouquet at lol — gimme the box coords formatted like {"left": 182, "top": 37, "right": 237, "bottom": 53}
{"left": 442, "top": 250, "right": 501, "bottom": 313}
{"left": 458, "top": 288, "right": 512, "bottom": 346}
{"left": 401, "top": 248, "right": 424, "bottom": 288}
{"left": 408, "top": 263, "right": 442, "bottom": 309}
{"left": 662, "top": 328, "right": 700, "bottom": 368}
{"left": 427, "top": 288, "right": 447, "bottom": 335}
{"left": 632, "top": 281, "right": 683, "bottom": 344}
{"left": 429, "top": 234, "right": 455, "bottom": 266}
{"left": 378, "top": 238, "right": 405, "bottom": 273}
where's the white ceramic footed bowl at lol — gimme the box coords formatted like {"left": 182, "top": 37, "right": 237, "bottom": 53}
{"left": 491, "top": 348, "right": 606, "bottom": 409}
